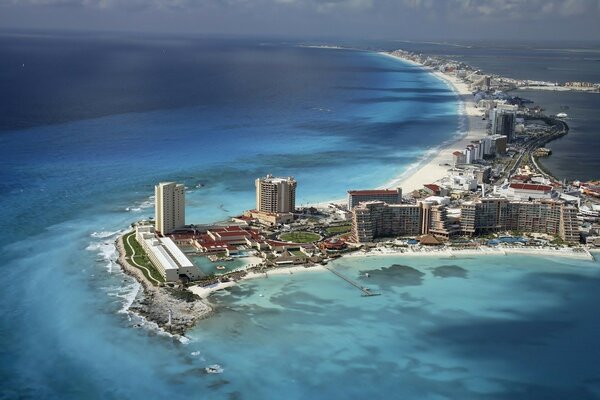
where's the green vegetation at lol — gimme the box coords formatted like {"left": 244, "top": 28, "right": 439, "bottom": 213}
{"left": 123, "top": 232, "right": 165, "bottom": 284}
{"left": 165, "top": 287, "right": 200, "bottom": 302}
{"left": 280, "top": 231, "right": 321, "bottom": 243}
{"left": 326, "top": 225, "right": 352, "bottom": 235}
{"left": 291, "top": 250, "right": 307, "bottom": 258}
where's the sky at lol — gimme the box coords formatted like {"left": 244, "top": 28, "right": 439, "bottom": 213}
{"left": 1, "top": 0, "right": 600, "bottom": 41}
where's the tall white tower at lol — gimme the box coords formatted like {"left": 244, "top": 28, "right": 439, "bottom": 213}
{"left": 155, "top": 182, "right": 185, "bottom": 235}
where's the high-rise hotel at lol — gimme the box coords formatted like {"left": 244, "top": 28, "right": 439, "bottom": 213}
{"left": 155, "top": 182, "right": 185, "bottom": 235}
{"left": 255, "top": 175, "right": 297, "bottom": 214}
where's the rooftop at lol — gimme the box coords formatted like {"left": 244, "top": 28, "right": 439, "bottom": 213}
{"left": 509, "top": 183, "right": 552, "bottom": 192}
{"left": 348, "top": 189, "right": 400, "bottom": 196}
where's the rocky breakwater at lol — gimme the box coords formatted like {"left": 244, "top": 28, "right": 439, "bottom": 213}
{"left": 115, "top": 235, "right": 213, "bottom": 336}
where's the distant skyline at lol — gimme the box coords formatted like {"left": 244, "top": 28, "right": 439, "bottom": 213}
{"left": 1, "top": 0, "right": 600, "bottom": 41}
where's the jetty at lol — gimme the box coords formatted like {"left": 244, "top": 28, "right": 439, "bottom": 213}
{"left": 325, "top": 267, "right": 380, "bottom": 297}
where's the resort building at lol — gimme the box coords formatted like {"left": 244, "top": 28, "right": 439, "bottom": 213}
{"left": 243, "top": 209, "right": 294, "bottom": 227}
{"left": 351, "top": 200, "right": 461, "bottom": 243}
{"left": 255, "top": 175, "right": 297, "bottom": 214}
{"left": 351, "top": 201, "right": 422, "bottom": 243}
{"left": 459, "top": 198, "right": 579, "bottom": 243}
{"left": 347, "top": 188, "right": 403, "bottom": 210}
{"left": 136, "top": 225, "right": 202, "bottom": 282}
{"left": 506, "top": 183, "right": 553, "bottom": 201}
{"left": 155, "top": 182, "right": 185, "bottom": 235}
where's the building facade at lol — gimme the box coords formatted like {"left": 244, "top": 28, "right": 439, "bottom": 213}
{"left": 347, "top": 188, "right": 403, "bottom": 210}
{"left": 460, "top": 198, "right": 579, "bottom": 243}
{"left": 136, "top": 225, "right": 202, "bottom": 282}
{"left": 255, "top": 175, "right": 297, "bottom": 213}
{"left": 351, "top": 201, "right": 422, "bottom": 243}
{"left": 155, "top": 182, "right": 185, "bottom": 235}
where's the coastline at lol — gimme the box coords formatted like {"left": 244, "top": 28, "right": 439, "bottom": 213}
{"left": 377, "top": 52, "right": 488, "bottom": 193}
{"left": 115, "top": 234, "right": 213, "bottom": 335}
{"left": 343, "top": 245, "right": 595, "bottom": 261}
{"left": 111, "top": 49, "right": 594, "bottom": 334}
{"left": 309, "top": 51, "right": 486, "bottom": 209}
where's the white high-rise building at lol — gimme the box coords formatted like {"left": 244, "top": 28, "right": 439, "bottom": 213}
{"left": 155, "top": 182, "right": 185, "bottom": 235}
{"left": 255, "top": 175, "right": 296, "bottom": 213}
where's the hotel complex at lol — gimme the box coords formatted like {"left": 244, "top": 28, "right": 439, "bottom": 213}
{"left": 136, "top": 225, "right": 202, "bottom": 282}
{"left": 460, "top": 198, "right": 578, "bottom": 242}
{"left": 245, "top": 175, "right": 297, "bottom": 226}
{"left": 347, "top": 188, "right": 403, "bottom": 210}
{"left": 350, "top": 195, "right": 579, "bottom": 244}
{"left": 255, "top": 175, "right": 296, "bottom": 213}
{"left": 155, "top": 182, "right": 185, "bottom": 235}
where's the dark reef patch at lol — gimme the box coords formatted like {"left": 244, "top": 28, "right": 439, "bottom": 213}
{"left": 360, "top": 264, "right": 425, "bottom": 288}
{"left": 432, "top": 265, "right": 468, "bottom": 279}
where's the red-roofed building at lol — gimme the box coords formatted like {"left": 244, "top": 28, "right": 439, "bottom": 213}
{"left": 510, "top": 175, "right": 531, "bottom": 184}
{"left": 347, "top": 188, "right": 402, "bottom": 209}
{"left": 423, "top": 184, "right": 448, "bottom": 196}
{"left": 319, "top": 238, "right": 347, "bottom": 251}
{"left": 207, "top": 226, "right": 251, "bottom": 244}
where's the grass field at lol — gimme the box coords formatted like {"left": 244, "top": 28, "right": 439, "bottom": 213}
{"left": 326, "top": 225, "right": 352, "bottom": 235}
{"left": 280, "top": 231, "right": 321, "bottom": 243}
{"left": 123, "top": 232, "right": 165, "bottom": 283}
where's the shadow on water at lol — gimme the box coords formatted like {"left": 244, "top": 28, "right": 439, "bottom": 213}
{"left": 431, "top": 265, "right": 468, "bottom": 278}
{"left": 359, "top": 264, "right": 425, "bottom": 289}
{"left": 349, "top": 94, "right": 455, "bottom": 104}
{"left": 335, "top": 86, "right": 452, "bottom": 94}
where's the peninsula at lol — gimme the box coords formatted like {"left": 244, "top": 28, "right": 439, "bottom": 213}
{"left": 116, "top": 49, "right": 600, "bottom": 336}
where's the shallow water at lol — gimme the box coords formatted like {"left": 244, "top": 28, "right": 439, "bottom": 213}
{"left": 0, "top": 35, "right": 463, "bottom": 399}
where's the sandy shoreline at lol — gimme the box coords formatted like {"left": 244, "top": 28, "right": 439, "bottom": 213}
{"left": 189, "top": 265, "right": 327, "bottom": 299}
{"left": 309, "top": 51, "right": 486, "bottom": 209}
{"left": 377, "top": 52, "right": 488, "bottom": 193}
{"left": 344, "top": 246, "right": 595, "bottom": 261}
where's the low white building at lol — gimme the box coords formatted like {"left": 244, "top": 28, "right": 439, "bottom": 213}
{"left": 136, "top": 225, "right": 202, "bottom": 282}
{"left": 505, "top": 183, "right": 553, "bottom": 201}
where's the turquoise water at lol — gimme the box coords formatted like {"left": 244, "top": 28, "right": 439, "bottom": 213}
{"left": 189, "top": 254, "right": 600, "bottom": 399}
{"left": 0, "top": 35, "right": 464, "bottom": 399}
{"left": 2, "top": 34, "right": 598, "bottom": 399}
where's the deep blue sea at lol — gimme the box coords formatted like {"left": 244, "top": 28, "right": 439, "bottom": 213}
{"left": 1, "top": 32, "right": 600, "bottom": 399}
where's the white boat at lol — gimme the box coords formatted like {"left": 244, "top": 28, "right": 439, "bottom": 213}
{"left": 205, "top": 364, "right": 224, "bottom": 374}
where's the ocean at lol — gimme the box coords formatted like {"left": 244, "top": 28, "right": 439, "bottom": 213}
{"left": 1, "top": 32, "right": 599, "bottom": 399}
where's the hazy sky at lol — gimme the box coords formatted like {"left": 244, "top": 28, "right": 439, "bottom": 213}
{"left": 1, "top": 0, "right": 599, "bottom": 41}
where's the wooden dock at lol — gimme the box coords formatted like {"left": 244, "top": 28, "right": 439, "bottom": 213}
{"left": 325, "top": 267, "right": 380, "bottom": 297}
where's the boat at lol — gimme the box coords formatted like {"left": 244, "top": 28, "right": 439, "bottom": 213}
{"left": 364, "top": 273, "right": 370, "bottom": 278}
{"left": 216, "top": 265, "right": 226, "bottom": 270}
{"left": 556, "top": 112, "right": 568, "bottom": 118}
{"left": 205, "top": 364, "right": 223, "bottom": 374}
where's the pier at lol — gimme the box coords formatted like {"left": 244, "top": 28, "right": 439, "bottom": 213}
{"left": 325, "top": 267, "right": 380, "bottom": 297}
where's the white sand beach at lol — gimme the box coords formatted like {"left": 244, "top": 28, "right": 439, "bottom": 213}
{"left": 377, "top": 52, "right": 488, "bottom": 193}
{"left": 189, "top": 265, "right": 327, "bottom": 298}
{"left": 308, "top": 52, "right": 487, "bottom": 210}
{"left": 343, "top": 245, "right": 595, "bottom": 261}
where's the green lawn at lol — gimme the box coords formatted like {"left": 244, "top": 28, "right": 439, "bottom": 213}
{"left": 280, "top": 231, "right": 321, "bottom": 243}
{"left": 123, "top": 232, "right": 165, "bottom": 283}
{"left": 326, "top": 225, "right": 352, "bottom": 235}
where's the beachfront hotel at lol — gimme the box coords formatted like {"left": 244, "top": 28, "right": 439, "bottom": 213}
{"left": 351, "top": 201, "right": 422, "bottom": 243}
{"left": 460, "top": 198, "right": 579, "bottom": 243}
{"left": 347, "top": 188, "right": 403, "bottom": 210}
{"left": 155, "top": 182, "right": 185, "bottom": 235}
{"left": 351, "top": 197, "right": 579, "bottom": 244}
{"left": 255, "top": 175, "right": 297, "bottom": 213}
